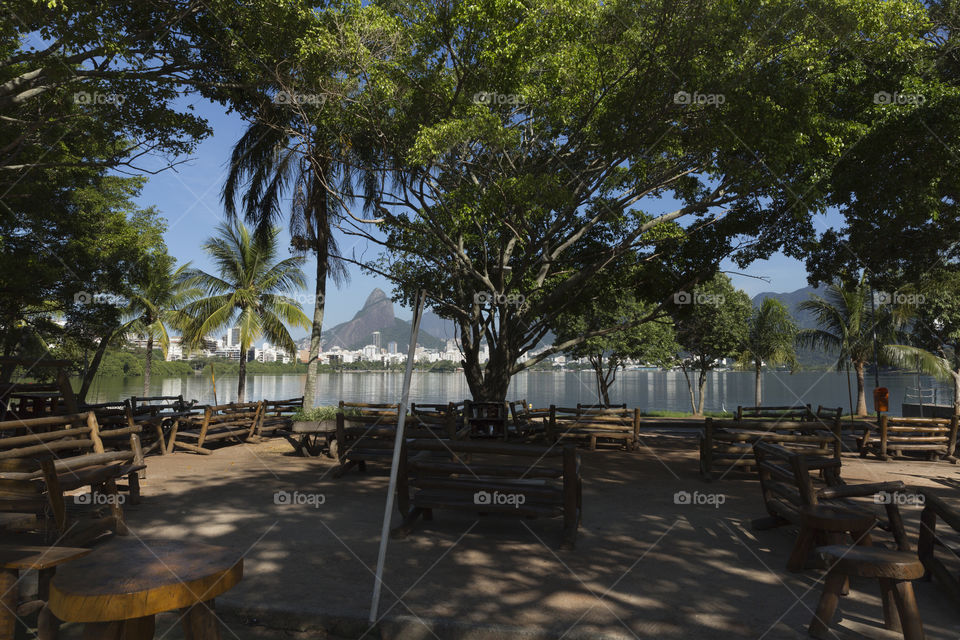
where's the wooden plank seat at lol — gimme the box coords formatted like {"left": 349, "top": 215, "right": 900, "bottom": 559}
{"left": 508, "top": 400, "right": 550, "bottom": 438}
{"left": 463, "top": 400, "right": 510, "bottom": 439}
{"left": 167, "top": 402, "right": 264, "bottom": 455}
{"left": 735, "top": 404, "right": 815, "bottom": 422}
{"left": 258, "top": 397, "right": 304, "bottom": 437}
{"left": 546, "top": 405, "right": 640, "bottom": 451}
{"left": 392, "top": 439, "right": 582, "bottom": 549}
{"left": 751, "top": 441, "right": 910, "bottom": 551}
{"left": 332, "top": 411, "right": 459, "bottom": 478}
{"left": 860, "top": 416, "right": 959, "bottom": 462}
{"left": 0, "top": 413, "right": 143, "bottom": 545}
{"left": 129, "top": 395, "right": 197, "bottom": 456}
{"left": 0, "top": 544, "right": 91, "bottom": 640}
{"left": 699, "top": 417, "right": 841, "bottom": 480}
{"left": 917, "top": 488, "right": 960, "bottom": 605}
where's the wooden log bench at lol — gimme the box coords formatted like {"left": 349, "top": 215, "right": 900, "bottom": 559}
{"left": 546, "top": 405, "right": 640, "bottom": 451}
{"left": 167, "top": 402, "right": 264, "bottom": 455}
{"left": 751, "top": 441, "right": 910, "bottom": 551}
{"left": 699, "top": 417, "right": 841, "bottom": 480}
{"left": 917, "top": 488, "right": 960, "bottom": 605}
{"left": 861, "top": 416, "right": 959, "bottom": 462}
{"left": 258, "top": 397, "right": 304, "bottom": 437}
{"left": 392, "top": 439, "right": 582, "bottom": 549}
{"left": 85, "top": 401, "right": 146, "bottom": 483}
{"left": 0, "top": 412, "right": 144, "bottom": 545}
{"left": 332, "top": 411, "right": 460, "bottom": 478}
{"left": 129, "top": 395, "right": 197, "bottom": 456}
{"left": 508, "top": 400, "right": 550, "bottom": 438}
{"left": 735, "top": 404, "right": 815, "bottom": 422}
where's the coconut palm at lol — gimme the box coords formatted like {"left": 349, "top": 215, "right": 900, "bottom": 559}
{"left": 222, "top": 108, "right": 373, "bottom": 409}
{"left": 180, "top": 221, "right": 310, "bottom": 403}
{"left": 123, "top": 255, "right": 197, "bottom": 395}
{"left": 796, "top": 276, "right": 898, "bottom": 416}
{"left": 737, "top": 298, "right": 798, "bottom": 406}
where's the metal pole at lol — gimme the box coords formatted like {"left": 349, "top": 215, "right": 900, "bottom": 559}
{"left": 369, "top": 289, "right": 426, "bottom": 624}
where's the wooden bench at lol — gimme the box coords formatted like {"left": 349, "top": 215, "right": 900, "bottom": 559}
{"left": 167, "top": 402, "right": 264, "bottom": 455}
{"left": 508, "top": 400, "right": 550, "bottom": 438}
{"left": 917, "top": 488, "right": 960, "bottom": 605}
{"left": 392, "top": 439, "right": 582, "bottom": 549}
{"left": 332, "top": 411, "right": 460, "bottom": 478}
{"left": 258, "top": 397, "right": 304, "bottom": 437}
{"left": 463, "top": 400, "right": 510, "bottom": 439}
{"left": 84, "top": 401, "right": 146, "bottom": 488}
{"left": 129, "top": 395, "right": 197, "bottom": 455}
{"left": 0, "top": 357, "right": 78, "bottom": 421}
{"left": 736, "top": 404, "right": 815, "bottom": 422}
{"left": 860, "top": 416, "right": 959, "bottom": 462}
{"left": 751, "top": 441, "right": 910, "bottom": 550}
{"left": 339, "top": 401, "right": 399, "bottom": 419}
{"left": 699, "top": 417, "right": 840, "bottom": 480}
{"left": 0, "top": 412, "right": 144, "bottom": 544}
{"left": 547, "top": 405, "right": 640, "bottom": 451}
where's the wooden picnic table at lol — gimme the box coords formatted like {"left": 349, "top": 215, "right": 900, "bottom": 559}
{"left": 48, "top": 538, "right": 243, "bottom": 639}
{"left": 0, "top": 545, "right": 91, "bottom": 640}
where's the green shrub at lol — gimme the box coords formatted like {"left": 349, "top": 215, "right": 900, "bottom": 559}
{"left": 291, "top": 406, "right": 361, "bottom": 422}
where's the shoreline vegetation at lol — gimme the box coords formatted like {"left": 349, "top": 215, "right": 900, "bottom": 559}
{"left": 71, "top": 347, "right": 913, "bottom": 382}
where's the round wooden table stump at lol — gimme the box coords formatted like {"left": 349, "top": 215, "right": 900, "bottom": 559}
{"left": 809, "top": 545, "right": 925, "bottom": 640}
{"left": 47, "top": 538, "right": 242, "bottom": 640}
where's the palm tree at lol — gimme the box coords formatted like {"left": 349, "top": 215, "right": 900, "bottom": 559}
{"left": 883, "top": 344, "right": 960, "bottom": 416}
{"left": 222, "top": 108, "right": 371, "bottom": 409}
{"left": 123, "top": 256, "right": 197, "bottom": 396}
{"left": 797, "top": 276, "right": 897, "bottom": 416}
{"left": 180, "top": 221, "right": 311, "bottom": 403}
{"left": 737, "top": 298, "right": 798, "bottom": 406}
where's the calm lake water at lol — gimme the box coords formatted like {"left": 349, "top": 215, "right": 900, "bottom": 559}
{"left": 82, "top": 370, "right": 952, "bottom": 416}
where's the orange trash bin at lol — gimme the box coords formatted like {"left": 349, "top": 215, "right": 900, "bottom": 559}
{"left": 873, "top": 387, "right": 889, "bottom": 412}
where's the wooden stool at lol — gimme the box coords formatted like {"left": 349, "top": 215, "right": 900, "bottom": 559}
{"left": 0, "top": 545, "right": 91, "bottom": 640}
{"left": 47, "top": 538, "right": 242, "bottom": 639}
{"left": 788, "top": 505, "right": 876, "bottom": 572}
{"left": 809, "top": 545, "right": 925, "bottom": 640}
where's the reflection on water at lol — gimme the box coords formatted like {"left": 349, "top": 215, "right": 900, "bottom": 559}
{"left": 83, "top": 370, "right": 949, "bottom": 416}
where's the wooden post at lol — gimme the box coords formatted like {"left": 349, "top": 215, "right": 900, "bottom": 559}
{"left": 947, "top": 415, "right": 958, "bottom": 460}
{"left": 547, "top": 405, "right": 556, "bottom": 442}
{"left": 831, "top": 417, "right": 841, "bottom": 459}
{"left": 702, "top": 417, "right": 714, "bottom": 479}
{"left": 87, "top": 412, "right": 105, "bottom": 454}
{"left": 632, "top": 408, "right": 640, "bottom": 450}
{"left": 561, "top": 445, "right": 578, "bottom": 549}
{"left": 879, "top": 414, "right": 889, "bottom": 461}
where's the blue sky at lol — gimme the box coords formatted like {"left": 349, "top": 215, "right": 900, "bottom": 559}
{"left": 136, "top": 98, "right": 832, "bottom": 338}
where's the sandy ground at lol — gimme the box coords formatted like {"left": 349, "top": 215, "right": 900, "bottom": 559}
{"left": 45, "top": 431, "right": 960, "bottom": 639}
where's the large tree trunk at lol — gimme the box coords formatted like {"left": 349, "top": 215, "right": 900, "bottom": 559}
{"left": 237, "top": 340, "right": 248, "bottom": 404}
{"left": 460, "top": 324, "right": 512, "bottom": 401}
{"left": 854, "top": 361, "right": 868, "bottom": 416}
{"left": 754, "top": 362, "right": 762, "bottom": 407}
{"left": 588, "top": 354, "right": 612, "bottom": 406}
{"left": 78, "top": 330, "right": 114, "bottom": 403}
{"left": 302, "top": 259, "right": 328, "bottom": 410}
{"left": 143, "top": 334, "right": 153, "bottom": 397}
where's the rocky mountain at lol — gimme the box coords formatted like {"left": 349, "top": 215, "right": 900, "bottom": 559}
{"left": 297, "top": 289, "right": 444, "bottom": 352}
{"left": 752, "top": 285, "right": 834, "bottom": 368}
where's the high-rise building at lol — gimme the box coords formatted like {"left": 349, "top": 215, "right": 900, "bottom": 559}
{"left": 387, "top": 341, "right": 398, "bottom": 354}
{"left": 372, "top": 331, "right": 381, "bottom": 351}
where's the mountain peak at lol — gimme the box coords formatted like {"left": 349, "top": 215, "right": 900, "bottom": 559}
{"left": 362, "top": 288, "right": 389, "bottom": 309}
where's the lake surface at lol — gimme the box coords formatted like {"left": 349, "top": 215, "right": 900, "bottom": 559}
{"left": 83, "top": 369, "right": 953, "bottom": 416}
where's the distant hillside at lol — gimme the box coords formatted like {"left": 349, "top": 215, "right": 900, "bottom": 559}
{"left": 299, "top": 289, "right": 444, "bottom": 351}
{"left": 751, "top": 285, "right": 836, "bottom": 368}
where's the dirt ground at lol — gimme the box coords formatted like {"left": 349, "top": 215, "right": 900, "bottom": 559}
{"left": 50, "top": 431, "right": 960, "bottom": 639}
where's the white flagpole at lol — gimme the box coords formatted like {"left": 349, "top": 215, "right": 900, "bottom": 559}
{"left": 369, "top": 289, "right": 426, "bottom": 623}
